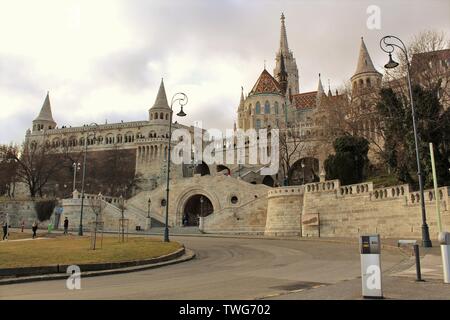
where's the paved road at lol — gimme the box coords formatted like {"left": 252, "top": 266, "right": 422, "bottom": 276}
{"left": 0, "top": 236, "right": 406, "bottom": 300}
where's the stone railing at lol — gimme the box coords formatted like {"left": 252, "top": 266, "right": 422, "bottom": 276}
{"left": 71, "top": 191, "right": 126, "bottom": 206}
{"left": 339, "top": 182, "right": 373, "bottom": 196}
{"left": 268, "top": 186, "right": 304, "bottom": 197}
{"left": 304, "top": 180, "right": 340, "bottom": 193}
{"left": 408, "top": 186, "right": 449, "bottom": 206}
{"left": 371, "top": 184, "right": 409, "bottom": 201}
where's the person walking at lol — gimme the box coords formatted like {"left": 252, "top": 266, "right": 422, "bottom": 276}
{"left": 63, "top": 217, "right": 69, "bottom": 235}
{"left": 21, "top": 220, "right": 25, "bottom": 232}
{"left": 32, "top": 221, "right": 38, "bottom": 239}
{"left": 2, "top": 221, "right": 8, "bottom": 240}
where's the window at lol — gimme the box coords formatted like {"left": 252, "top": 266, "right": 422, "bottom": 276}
{"left": 155, "top": 113, "right": 158, "bottom": 119}
{"left": 264, "top": 101, "right": 270, "bottom": 114}
{"left": 274, "top": 101, "right": 279, "bottom": 114}
{"left": 256, "top": 119, "right": 261, "bottom": 129}
{"left": 255, "top": 102, "right": 261, "bottom": 114}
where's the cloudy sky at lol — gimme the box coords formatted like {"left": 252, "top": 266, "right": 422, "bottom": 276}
{"left": 0, "top": 0, "right": 449, "bottom": 144}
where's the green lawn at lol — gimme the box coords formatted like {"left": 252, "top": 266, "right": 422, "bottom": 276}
{"left": 0, "top": 233, "right": 182, "bottom": 268}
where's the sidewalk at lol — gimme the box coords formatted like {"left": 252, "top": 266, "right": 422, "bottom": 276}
{"left": 264, "top": 252, "right": 450, "bottom": 300}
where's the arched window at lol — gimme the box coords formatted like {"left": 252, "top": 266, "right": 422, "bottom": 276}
{"left": 256, "top": 119, "right": 261, "bottom": 130}
{"left": 150, "top": 113, "right": 153, "bottom": 120}
{"left": 165, "top": 113, "right": 169, "bottom": 120}
{"left": 366, "top": 78, "right": 371, "bottom": 87}
{"left": 255, "top": 102, "right": 261, "bottom": 114}
{"left": 274, "top": 101, "right": 279, "bottom": 114}
{"left": 160, "top": 112, "right": 164, "bottom": 119}
{"left": 264, "top": 101, "right": 270, "bottom": 114}
{"left": 155, "top": 113, "right": 158, "bottom": 120}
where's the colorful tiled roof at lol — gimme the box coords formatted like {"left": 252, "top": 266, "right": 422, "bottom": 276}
{"left": 250, "top": 69, "right": 282, "bottom": 95}
{"left": 292, "top": 91, "right": 317, "bottom": 109}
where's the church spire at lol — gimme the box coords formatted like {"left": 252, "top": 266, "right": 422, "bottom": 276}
{"left": 279, "top": 13, "right": 289, "bottom": 54}
{"left": 316, "top": 74, "right": 325, "bottom": 107}
{"left": 327, "top": 79, "right": 332, "bottom": 97}
{"left": 151, "top": 78, "right": 170, "bottom": 110}
{"left": 238, "top": 86, "right": 245, "bottom": 110}
{"left": 32, "top": 91, "right": 56, "bottom": 131}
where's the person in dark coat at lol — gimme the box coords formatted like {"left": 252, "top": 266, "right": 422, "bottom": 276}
{"left": 32, "top": 221, "right": 38, "bottom": 239}
{"left": 2, "top": 222, "right": 8, "bottom": 240}
{"left": 63, "top": 217, "right": 69, "bottom": 235}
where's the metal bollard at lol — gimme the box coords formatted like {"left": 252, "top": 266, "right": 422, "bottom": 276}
{"left": 413, "top": 244, "right": 423, "bottom": 282}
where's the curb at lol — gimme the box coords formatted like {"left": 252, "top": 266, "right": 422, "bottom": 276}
{"left": 0, "top": 248, "right": 196, "bottom": 286}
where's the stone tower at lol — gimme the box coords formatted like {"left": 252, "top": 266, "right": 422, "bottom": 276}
{"left": 149, "top": 79, "right": 171, "bottom": 124}
{"left": 32, "top": 92, "right": 56, "bottom": 132}
{"left": 274, "top": 13, "right": 299, "bottom": 100}
{"left": 350, "top": 37, "right": 382, "bottom": 96}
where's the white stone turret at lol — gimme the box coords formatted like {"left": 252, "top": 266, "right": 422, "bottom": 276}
{"left": 351, "top": 37, "right": 382, "bottom": 96}
{"left": 149, "top": 79, "right": 171, "bottom": 123}
{"left": 32, "top": 92, "right": 56, "bottom": 132}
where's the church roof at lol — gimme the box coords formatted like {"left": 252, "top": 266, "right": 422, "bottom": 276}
{"left": 353, "top": 37, "right": 380, "bottom": 77}
{"left": 34, "top": 92, "right": 55, "bottom": 123}
{"left": 292, "top": 91, "right": 317, "bottom": 110}
{"left": 150, "top": 79, "right": 170, "bottom": 110}
{"left": 249, "top": 69, "right": 282, "bottom": 95}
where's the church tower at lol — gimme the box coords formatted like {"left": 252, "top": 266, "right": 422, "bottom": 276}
{"left": 274, "top": 13, "right": 299, "bottom": 100}
{"left": 149, "top": 79, "right": 171, "bottom": 124}
{"left": 32, "top": 92, "right": 56, "bottom": 132}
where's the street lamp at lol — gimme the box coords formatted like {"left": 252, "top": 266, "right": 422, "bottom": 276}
{"left": 200, "top": 195, "right": 204, "bottom": 226}
{"left": 301, "top": 161, "right": 306, "bottom": 185}
{"left": 147, "top": 198, "right": 152, "bottom": 230}
{"left": 78, "top": 122, "right": 99, "bottom": 236}
{"left": 380, "top": 35, "right": 432, "bottom": 247}
{"left": 72, "top": 162, "right": 81, "bottom": 192}
{"left": 164, "top": 92, "right": 188, "bottom": 242}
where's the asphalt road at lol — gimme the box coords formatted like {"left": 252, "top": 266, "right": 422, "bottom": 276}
{"left": 0, "top": 236, "right": 406, "bottom": 300}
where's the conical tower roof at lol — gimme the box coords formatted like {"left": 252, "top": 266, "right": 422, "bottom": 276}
{"left": 316, "top": 74, "right": 325, "bottom": 107}
{"left": 279, "top": 13, "right": 289, "bottom": 54}
{"left": 34, "top": 92, "right": 55, "bottom": 123}
{"left": 238, "top": 86, "right": 245, "bottom": 110}
{"left": 151, "top": 79, "right": 170, "bottom": 110}
{"left": 353, "top": 37, "right": 379, "bottom": 76}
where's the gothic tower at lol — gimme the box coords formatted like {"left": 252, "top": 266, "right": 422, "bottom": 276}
{"left": 274, "top": 13, "right": 299, "bottom": 100}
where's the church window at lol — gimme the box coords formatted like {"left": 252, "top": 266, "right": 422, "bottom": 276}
{"left": 255, "top": 102, "right": 261, "bottom": 114}
{"left": 274, "top": 101, "right": 279, "bottom": 114}
{"left": 264, "top": 101, "right": 270, "bottom": 114}
{"left": 160, "top": 112, "right": 164, "bottom": 119}
{"left": 155, "top": 113, "right": 158, "bottom": 120}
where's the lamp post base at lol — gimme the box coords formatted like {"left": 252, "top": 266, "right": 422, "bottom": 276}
{"left": 164, "top": 227, "right": 170, "bottom": 242}
{"left": 78, "top": 225, "right": 83, "bottom": 236}
{"left": 422, "top": 224, "right": 432, "bottom": 248}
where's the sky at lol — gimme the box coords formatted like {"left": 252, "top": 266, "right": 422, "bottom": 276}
{"left": 0, "top": 0, "right": 449, "bottom": 144}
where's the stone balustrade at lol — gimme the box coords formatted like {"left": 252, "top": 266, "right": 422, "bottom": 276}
{"left": 304, "top": 180, "right": 340, "bottom": 193}
{"left": 371, "top": 184, "right": 408, "bottom": 201}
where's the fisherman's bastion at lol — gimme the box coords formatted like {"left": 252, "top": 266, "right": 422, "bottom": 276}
{"left": 3, "top": 14, "right": 450, "bottom": 239}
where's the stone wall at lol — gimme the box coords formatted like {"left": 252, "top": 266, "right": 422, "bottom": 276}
{"left": 265, "top": 179, "right": 450, "bottom": 239}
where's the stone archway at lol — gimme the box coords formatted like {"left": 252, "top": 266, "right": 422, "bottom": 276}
{"left": 194, "top": 162, "right": 210, "bottom": 176}
{"left": 175, "top": 187, "right": 221, "bottom": 227}
{"left": 262, "top": 175, "right": 275, "bottom": 187}
{"left": 216, "top": 164, "right": 230, "bottom": 176}
{"left": 288, "top": 157, "right": 319, "bottom": 186}
{"left": 182, "top": 194, "right": 214, "bottom": 226}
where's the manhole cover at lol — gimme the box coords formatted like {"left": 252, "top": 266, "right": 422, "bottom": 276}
{"left": 270, "top": 281, "right": 326, "bottom": 291}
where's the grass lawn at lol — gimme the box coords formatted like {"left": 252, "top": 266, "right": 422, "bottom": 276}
{"left": 0, "top": 233, "right": 182, "bottom": 269}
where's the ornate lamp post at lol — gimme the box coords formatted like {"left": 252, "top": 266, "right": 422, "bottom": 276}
{"left": 164, "top": 93, "right": 188, "bottom": 242}
{"left": 78, "top": 122, "right": 99, "bottom": 236}
{"left": 72, "top": 162, "right": 81, "bottom": 192}
{"left": 380, "top": 35, "right": 432, "bottom": 247}
{"left": 147, "top": 198, "right": 152, "bottom": 230}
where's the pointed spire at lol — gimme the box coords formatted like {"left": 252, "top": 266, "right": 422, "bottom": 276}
{"left": 151, "top": 78, "right": 170, "bottom": 109}
{"left": 279, "top": 13, "right": 289, "bottom": 54}
{"left": 327, "top": 79, "right": 332, "bottom": 97}
{"left": 238, "top": 86, "right": 245, "bottom": 110}
{"left": 316, "top": 74, "right": 325, "bottom": 107}
{"left": 353, "top": 37, "right": 378, "bottom": 76}
{"left": 34, "top": 91, "right": 55, "bottom": 123}
{"left": 278, "top": 53, "right": 288, "bottom": 95}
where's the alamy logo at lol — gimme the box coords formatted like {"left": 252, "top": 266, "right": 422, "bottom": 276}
{"left": 366, "top": 5, "right": 381, "bottom": 30}
{"left": 66, "top": 265, "right": 81, "bottom": 290}
{"left": 366, "top": 265, "right": 381, "bottom": 290}
{"left": 171, "top": 122, "right": 280, "bottom": 175}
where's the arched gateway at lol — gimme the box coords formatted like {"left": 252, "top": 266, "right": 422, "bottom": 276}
{"left": 182, "top": 194, "right": 214, "bottom": 226}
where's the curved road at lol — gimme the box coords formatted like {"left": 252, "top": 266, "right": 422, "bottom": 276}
{"left": 0, "top": 236, "right": 405, "bottom": 300}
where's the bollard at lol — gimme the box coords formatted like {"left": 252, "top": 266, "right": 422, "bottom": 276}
{"left": 413, "top": 244, "right": 423, "bottom": 282}
{"left": 439, "top": 232, "right": 450, "bottom": 284}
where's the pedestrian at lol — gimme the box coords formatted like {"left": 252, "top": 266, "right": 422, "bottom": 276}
{"left": 2, "top": 221, "right": 8, "bottom": 240}
{"left": 183, "top": 213, "right": 188, "bottom": 227}
{"left": 32, "top": 221, "right": 38, "bottom": 239}
{"left": 21, "top": 220, "right": 25, "bottom": 232}
{"left": 63, "top": 217, "right": 69, "bottom": 235}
